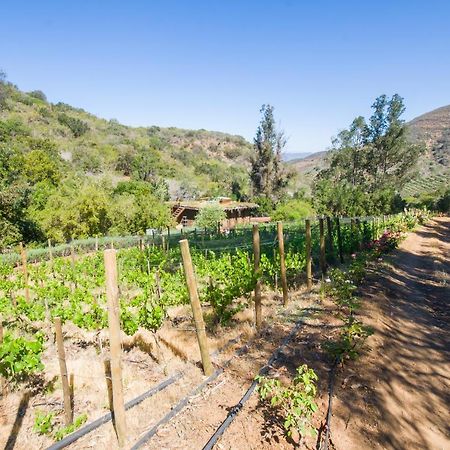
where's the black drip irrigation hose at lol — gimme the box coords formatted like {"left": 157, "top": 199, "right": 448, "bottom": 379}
{"left": 131, "top": 368, "right": 224, "bottom": 450}
{"left": 202, "top": 315, "right": 308, "bottom": 450}
{"left": 46, "top": 371, "right": 182, "bottom": 450}
{"left": 320, "top": 358, "right": 338, "bottom": 450}
{"left": 130, "top": 333, "right": 253, "bottom": 449}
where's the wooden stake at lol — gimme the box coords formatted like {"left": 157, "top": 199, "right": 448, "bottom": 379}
{"left": 95, "top": 236, "right": 99, "bottom": 252}
{"left": 155, "top": 270, "right": 162, "bottom": 301}
{"left": 48, "top": 239, "right": 53, "bottom": 263}
{"left": 179, "top": 240, "right": 213, "bottom": 376}
{"left": 336, "top": 217, "right": 344, "bottom": 264}
{"left": 19, "top": 243, "right": 30, "bottom": 302}
{"left": 319, "top": 217, "right": 326, "bottom": 277}
{"left": 356, "top": 218, "right": 362, "bottom": 250}
{"left": 277, "top": 222, "right": 288, "bottom": 306}
{"left": 104, "top": 249, "right": 127, "bottom": 448}
{"left": 326, "top": 216, "right": 333, "bottom": 257}
{"left": 54, "top": 317, "right": 73, "bottom": 425}
{"left": 70, "top": 244, "right": 75, "bottom": 268}
{"left": 350, "top": 218, "right": 356, "bottom": 251}
{"left": 252, "top": 225, "right": 262, "bottom": 330}
{"left": 305, "top": 219, "right": 312, "bottom": 290}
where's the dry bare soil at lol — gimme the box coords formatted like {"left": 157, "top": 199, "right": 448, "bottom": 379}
{"left": 331, "top": 217, "right": 450, "bottom": 450}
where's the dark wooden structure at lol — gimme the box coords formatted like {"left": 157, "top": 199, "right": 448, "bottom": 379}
{"left": 170, "top": 198, "right": 259, "bottom": 228}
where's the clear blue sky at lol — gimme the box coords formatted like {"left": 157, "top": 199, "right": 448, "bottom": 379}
{"left": 1, "top": 0, "right": 450, "bottom": 153}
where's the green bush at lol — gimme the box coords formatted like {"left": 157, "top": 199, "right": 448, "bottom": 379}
{"left": 272, "top": 199, "right": 314, "bottom": 221}
{"left": 57, "top": 113, "right": 89, "bottom": 137}
{"left": 195, "top": 205, "right": 226, "bottom": 229}
{"left": 0, "top": 332, "right": 44, "bottom": 381}
{"left": 256, "top": 364, "right": 318, "bottom": 438}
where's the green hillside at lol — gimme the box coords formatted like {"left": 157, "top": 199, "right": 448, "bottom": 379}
{"left": 0, "top": 82, "right": 252, "bottom": 198}
{"left": 402, "top": 105, "right": 450, "bottom": 197}
{"left": 0, "top": 78, "right": 254, "bottom": 246}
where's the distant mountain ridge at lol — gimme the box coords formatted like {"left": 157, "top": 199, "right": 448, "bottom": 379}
{"left": 407, "top": 105, "right": 450, "bottom": 169}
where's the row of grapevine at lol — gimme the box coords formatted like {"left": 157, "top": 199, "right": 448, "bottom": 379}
{"left": 0, "top": 211, "right": 428, "bottom": 448}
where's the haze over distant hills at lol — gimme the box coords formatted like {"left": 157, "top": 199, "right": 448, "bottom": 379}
{"left": 282, "top": 152, "right": 315, "bottom": 162}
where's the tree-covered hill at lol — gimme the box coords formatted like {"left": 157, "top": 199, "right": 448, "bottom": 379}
{"left": 0, "top": 78, "right": 252, "bottom": 198}
{"left": 0, "top": 74, "right": 253, "bottom": 246}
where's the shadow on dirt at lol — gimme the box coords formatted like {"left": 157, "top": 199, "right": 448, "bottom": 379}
{"left": 332, "top": 218, "right": 450, "bottom": 449}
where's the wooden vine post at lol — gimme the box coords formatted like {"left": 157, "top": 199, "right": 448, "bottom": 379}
{"left": 350, "top": 218, "right": 356, "bottom": 251}
{"left": 70, "top": 243, "right": 76, "bottom": 268}
{"left": 335, "top": 217, "right": 344, "bottom": 263}
{"left": 54, "top": 317, "right": 73, "bottom": 425}
{"left": 319, "top": 217, "right": 326, "bottom": 277}
{"left": 252, "top": 225, "right": 262, "bottom": 330}
{"left": 19, "top": 243, "right": 30, "bottom": 302}
{"left": 277, "top": 222, "right": 288, "bottom": 306}
{"left": 155, "top": 270, "right": 162, "bottom": 301}
{"left": 48, "top": 239, "right": 53, "bottom": 263}
{"left": 104, "top": 249, "right": 127, "bottom": 448}
{"left": 356, "top": 218, "right": 362, "bottom": 250}
{"left": 179, "top": 240, "right": 213, "bottom": 376}
{"left": 305, "top": 219, "right": 312, "bottom": 290}
{"left": 326, "top": 216, "right": 333, "bottom": 258}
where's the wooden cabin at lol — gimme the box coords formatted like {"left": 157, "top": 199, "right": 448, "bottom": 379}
{"left": 169, "top": 197, "right": 260, "bottom": 229}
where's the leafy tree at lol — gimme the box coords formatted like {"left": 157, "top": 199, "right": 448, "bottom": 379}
{"left": 57, "top": 113, "right": 89, "bottom": 137}
{"left": 250, "top": 105, "right": 291, "bottom": 202}
{"left": 23, "top": 149, "right": 61, "bottom": 185}
{"left": 271, "top": 199, "right": 314, "bottom": 221}
{"left": 30, "top": 180, "right": 112, "bottom": 241}
{"left": 131, "top": 146, "right": 161, "bottom": 182}
{"left": 314, "top": 94, "right": 422, "bottom": 215}
{"left": 195, "top": 205, "right": 226, "bottom": 229}
{"left": 28, "top": 90, "right": 47, "bottom": 102}
{"left": 116, "top": 148, "right": 136, "bottom": 175}
{"left": 364, "top": 94, "right": 422, "bottom": 188}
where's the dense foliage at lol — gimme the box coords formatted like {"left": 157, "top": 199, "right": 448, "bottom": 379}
{"left": 250, "top": 105, "right": 292, "bottom": 204}
{"left": 313, "top": 95, "right": 423, "bottom": 216}
{"left": 194, "top": 205, "right": 226, "bottom": 229}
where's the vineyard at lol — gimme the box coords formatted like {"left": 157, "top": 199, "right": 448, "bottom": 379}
{"left": 0, "top": 212, "right": 428, "bottom": 449}
{"left": 401, "top": 171, "right": 449, "bottom": 197}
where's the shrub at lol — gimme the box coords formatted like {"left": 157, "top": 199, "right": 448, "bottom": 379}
{"left": 28, "top": 90, "right": 47, "bottom": 102}
{"left": 256, "top": 364, "right": 318, "bottom": 439}
{"left": 272, "top": 199, "right": 314, "bottom": 221}
{"left": 0, "top": 332, "right": 44, "bottom": 381}
{"left": 57, "top": 113, "right": 89, "bottom": 137}
{"left": 195, "top": 205, "right": 226, "bottom": 229}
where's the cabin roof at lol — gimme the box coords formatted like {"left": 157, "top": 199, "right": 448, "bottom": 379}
{"left": 169, "top": 199, "right": 258, "bottom": 211}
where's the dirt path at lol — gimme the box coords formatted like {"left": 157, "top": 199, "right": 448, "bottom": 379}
{"left": 332, "top": 217, "right": 450, "bottom": 450}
